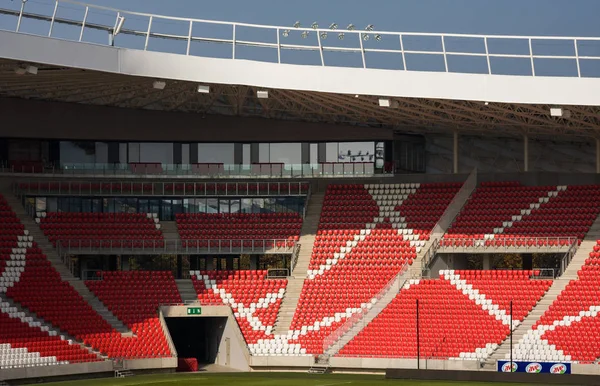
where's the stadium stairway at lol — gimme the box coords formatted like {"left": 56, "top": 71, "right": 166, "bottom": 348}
{"left": 0, "top": 187, "right": 132, "bottom": 336}
{"left": 161, "top": 221, "right": 181, "bottom": 244}
{"left": 175, "top": 279, "right": 198, "bottom": 303}
{"left": 483, "top": 212, "right": 600, "bottom": 368}
{"left": 272, "top": 191, "right": 324, "bottom": 335}
{"left": 0, "top": 294, "right": 106, "bottom": 361}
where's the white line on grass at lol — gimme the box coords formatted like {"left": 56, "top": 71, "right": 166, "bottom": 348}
{"left": 317, "top": 382, "right": 353, "bottom": 386}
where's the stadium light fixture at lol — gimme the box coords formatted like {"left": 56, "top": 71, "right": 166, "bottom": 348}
{"left": 365, "top": 25, "right": 374, "bottom": 31}
{"left": 329, "top": 23, "right": 338, "bottom": 30}
{"left": 550, "top": 107, "right": 563, "bottom": 117}
{"left": 320, "top": 31, "right": 328, "bottom": 39}
{"left": 197, "top": 85, "right": 210, "bottom": 94}
{"left": 114, "top": 16, "right": 125, "bottom": 36}
{"left": 311, "top": 22, "right": 319, "bottom": 30}
{"left": 375, "top": 34, "right": 382, "bottom": 41}
{"left": 347, "top": 24, "right": 355, "bottom": 31}
{"left": 301, "top": 31, "right": 309, "bottom": 39}
{"left": 293, "top": 21, "right": 301, "bottom": 28}
{"left": 484, "top": 101, "right": 489, "bottom": 106}
{"left": 257, "top": 90, "right": 269, "bottom": 99}
{"left": 15, "top": 65, "right": 37, "bottom": 75}
{"left": 282, "top": 29, "right": 290, "bottom": 37}
{"left": 153, "top": 81, "right": 166, "bottom": 90}
{"left": 379, "top": 98, "right": 391, "bottom": 107}
{"left": 362, "top": 33, "right": 370, "bottom": 41}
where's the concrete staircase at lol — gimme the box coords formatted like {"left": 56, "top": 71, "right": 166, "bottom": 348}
{"left": 160, "top": 221, "right": 180, "bottom": 245}
{"left": 272, "top": 191, "right": 324, "bottom": 335}
{"left": 484, "top": 215, "right": 600, "bottom": 368}
{"left": 0, "top": 188, "right": 132, "bottom": 335}
{"left": 0, "top": 294, "right": 106, "bottom": 361}
{"left": 176, "top": 279, "right": 198, "bottom": 303}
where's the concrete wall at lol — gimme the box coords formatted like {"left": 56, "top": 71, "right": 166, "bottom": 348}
{"left": 0, "top": 360, "right": 113, "bottom": 382}
{"left": 160, "top": 305, "right": 250, "bottom": 371}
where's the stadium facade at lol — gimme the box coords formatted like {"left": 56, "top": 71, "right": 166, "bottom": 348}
{"left": 1, "top": 0, "right": 600, "bottom": 383}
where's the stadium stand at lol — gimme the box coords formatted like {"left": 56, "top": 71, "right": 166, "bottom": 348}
{"left": 37, "top": 212, "right": 163, "bottom": 248}
{"left": 444, "top": 182, "right": 600, "bottom": 246}
{"left": 85, "top": 271, "right": 178, "bottom": 358}
{"left": 337, "top": 270, "right": 552, "bottom": 360}
{"left": 512, "top": 239, "right": 600, "bottom": 362}
{"left": 176, "top": 213, "right": 301, "bottom": 247}
{"left": 190, "top": 270, "right": 289, "bottom": 349}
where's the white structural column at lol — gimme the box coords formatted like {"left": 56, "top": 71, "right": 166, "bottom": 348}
{"left": 596, "top": 138, "right": 600, "bottom": 174}
{"left": 524, "top": 135, "right": 529, "bottom": 172}
{"left": 453, "top": 131, "right": 459, "bottom": 174}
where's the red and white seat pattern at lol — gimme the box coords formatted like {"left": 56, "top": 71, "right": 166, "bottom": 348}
{"left": 176, "top": 213, "right": 301, "bottom": 248}
{"left": 253, "top": 183, "right": 460, "bottom": 356}
{"left": 0, "top": 301, "right": 99, "bottom": 369}
{"left": 444, "top": 182, "right": 600, "bottom": 247}
{"left": 190, "top": 270, "right": 288, "bottom": 353}
{"left": 512, "top": 240, "right": 600, "bottom": 362}
{"left": 38, "top": 212, "right": 163, "bottom": 248}
{"left": 85, "top": 271, "right": 179, "bottom": 359}
{"left": 338, "top": 270, "right": 551, "bottom": 360}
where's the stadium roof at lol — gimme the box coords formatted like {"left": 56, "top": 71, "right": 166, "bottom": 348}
{"left": 1, "top": 0, "right": 600, "bottom": 140}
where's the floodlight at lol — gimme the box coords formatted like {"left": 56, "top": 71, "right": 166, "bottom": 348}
{"left": 257, "top": 90, "right": 269, "bottom": 99}
{"left": 301, "top": 31, "right": 309, "bottom": 39}
{"left": 282, "top": 29, "right": 290, "bottom": 37}
{"left": 311, "top": 22, "right": 318, "bottom": 30}
{"left": 320, "top": 31, "right": 328, "bottom": 39}
{"left": 153, "top": 81, "right": 166, "bottom": 90}
{"left": 329, "top": 23, "right": 338, "bottom": 30}
{"left": 362, "top": 33, "right": 370, "bottom": 41}
{"left": 365, "top": 24, "right": 374, "bottom": 31}
{"left": 484, "top": 101, "right": 489, "bottom": 106}
{"left": 293, "top": 21, "right": 301, "bottom": 28}
{"left": 375, "top": 34, "right": 382, "bottom": 41}
{"left": 550, "top": 108, "right": 563, "bottom": 117}
{"left": 14, "top": 67, "right": 26, "bottom": 75}
{"left": 197, "top": 85, "right": 210, "bottom": 94}
{"left": 114, "top": 16, "right": 125, "bottom": 36}
{"left": 379, "top": 98, "right": 391, "bottom": 107}
{"left": 26, "top": 65, "right": 38, "bottom": 75}
{"left": 347, "top": 24, "right": 355, "bottom": 31}
{"left": 338, "top": 32, "right": 345, "bottom": 40}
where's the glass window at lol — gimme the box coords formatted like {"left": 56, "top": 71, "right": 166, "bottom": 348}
{"left": 206, "top": 199, "right": 218, "bottom": 214}
{"left": 172, "top": 199, "right": 184, "bottom": 215}
{"left": 161, "top": 199, "right": 172, "bottom": 220}
{"left": 241, "top": 199, "right": 252, "bottom": 214}
{"left": 68, "top": 197, "right": 81, "bottom": 212}
{"left": 230, "top": 199, "right": 241, "bottom": 214}
{"left": 81, "top": 198, "right": 92, "bottom": 213}
{"left": 35, "top": 197, "right": 46, "bottom": 212}
{"left": 47, "top": 197, "right": 57, "bottom": 212}
{"left": 103, "top": 198, "right": 115, "bottom": 213}
{"left": 92, "top": 199, "right": 102, "bottom": 213}
{"left": 253, "top": 198, "right": 265, "bottom": 213}
{"left": 219, "top": 199, "right": 230, "bottom": 214}
{"left": 149, "top": 199, "right": 160, "bottom": 215}
{"left": 270, "top": 143, "right": 301, "bottom": 164}
{"left": 139, "top": 199, "right": 149, "bottom": 213}
{"left": 195, "top": 198, "right": 207, "bottom": 213}
{"left": 339, "top": 142, "right": 375, "bottom": 163}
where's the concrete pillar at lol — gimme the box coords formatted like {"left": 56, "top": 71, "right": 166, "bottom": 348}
{"left": 190, "top": 143, "right": 198, "bottom": 164}
{"left": 250, "top": 256, "right": 258, "bottom": 270}
{"left": 482, "top": 255, "right": 491, "bottom": 270}
{"left": 107, "top": 142, "right": 120, "bottom": 163}
{"left": 233, "top": 143, "right": 243, "bottom": 165}
{"left": 522, "top": 254, "right": 533, "bottom": 271}
{"left": 453, "top": 131, "right": 459, "bottom": 174}
{"left": 317, "top": 143, "right": 327, "bottom": 163}
{"left": 301, "top": 143, "right": 310, "bottom": 164}
{"left": 596, "top": 139, "right": 600, "bottom": 174}
{"left": 524, "top": 135, "right": 529, "bottom": 172}
{"left": 206, "top": 257, "right": 214, "bottom": 271}
{"left": 173, "top": 143, "right": 182, "bottom": 165}
{"left": 250, "top": 143, "right": 259, "bottom": 164}
{"left": 226, "top": 256, "right": 234, "bottom": 271}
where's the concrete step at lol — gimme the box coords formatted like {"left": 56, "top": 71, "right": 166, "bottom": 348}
{"left": 175, "top": 279, "right": 198, "bottom": 303}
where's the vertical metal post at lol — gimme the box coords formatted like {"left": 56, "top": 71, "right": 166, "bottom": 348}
{"left": 399, "top": 35, "right": 407, "bottom": 71}
{"left": 48, "top": 0, "right": 59, "bottom": 37}
{"left": 510, "top": 300, "right": 513, "bottom": 367}
{"left": 484, "top": 37, "right": 492, "bottom": 75}
{"left": 524, "top": 134, "right": 529, "bottom": 172}
{"left": 276, "top": 27, "right": 282, "bottom": 64}
{"left": 317, "top": 29, "right": 325, "bottom": 66}
{"left": 453, "top": 131, "right": 458, "bottom": 174}
{"left": 596, "top": 138, "right": 600, "bottom": 173}
{"left": 441, "top": 35, "right": 448, "bottom": 72}
{"left": 574, "top": 39, "right": 581, "bottom": 78}
{"left": 144, "top": 16, "right": 153, "bottom": 50}
{"left": 186, "top": 20, "right": 193, "bottom": 55}
{"left": 416, "top": 299, "right": 420, "bottom": 369}
{"left": 16, "top": 0, "right": 27, "bottom": 32}
{"left": 528, "top": 38, "right": 535, "bottom": 76}
{"left": 79, "top": 6, "right": 89, "bottom": 42}
{"left": 233, "top": 24, "right": 237, "bottom": 60}
{"left": 359, "top": 33, "right": 366, "bottom": 69}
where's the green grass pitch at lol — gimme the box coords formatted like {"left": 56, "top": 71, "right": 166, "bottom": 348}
{"left": 44, "top": 372, "right": 535, "bottom": 386}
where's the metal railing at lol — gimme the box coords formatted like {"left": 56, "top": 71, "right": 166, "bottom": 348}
{"left": 322, "top": 262, "right": 411, "bottom": 356}
{"left": 2, "top": 0, "right": 600, "bottom": 77}
{"left": 290, "top": 243, "right": 301, "bottom": 275}
{"left": 559, "top": 238, "right": 580, "bottom": 276}
{"left": 421, "top": 168, "right": 477, "bottom": 273}
{"left": 438, "top": 236, "right": 579, "bottom": 252}
{"left": 15, "top": 180, "right": 310, "bottom": 197}
{"left": 1, "top": 162, "right": 380, "bottom": 179}
{"left": 56, "top": 238, "right": 297, "bottom": 255}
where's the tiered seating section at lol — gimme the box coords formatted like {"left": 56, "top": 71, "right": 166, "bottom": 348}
{"left": 85, "top": 271, "right": 179, "bottom": 359}
{"left": 513, "top": 240, "right": 600, "bottom": 362}
{"left": 38, "top": 212, "right": 163, "bottom": 248}
{"left": 254, "top": 183, "right": 461, "bottom": 356}
{"left": 176, "top": 213, "right": 301, "bottom": 248}
{"left": 190, "top": 270, "right": 288, "bottom": 353}
{"left": 444, "top": 182, "right": 600, "bottom": 247}
{"left": 338, "top": 270, "right": 551, "bottom": 360}
{"left": 0, "top": 301, "right": 98, "bottom": 369}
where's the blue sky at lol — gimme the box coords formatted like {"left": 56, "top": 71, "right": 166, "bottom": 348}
{"left": 83, "top": 0, "right": 600, "bottom": 37}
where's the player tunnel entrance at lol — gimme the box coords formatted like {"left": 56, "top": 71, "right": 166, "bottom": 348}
{"left": 165, "top": 316, "right": 226, "bottom": 367}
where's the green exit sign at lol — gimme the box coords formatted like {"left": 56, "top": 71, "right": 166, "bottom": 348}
{"left": 187, "top": 307, "right": 202, "bottom": 315}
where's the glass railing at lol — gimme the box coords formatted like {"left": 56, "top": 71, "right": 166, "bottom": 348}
{"left": 2, "top": 162, "right": 382, "bottom": 178}
{"left": 439, "top": 236, "right": 579, "bottom": 250}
